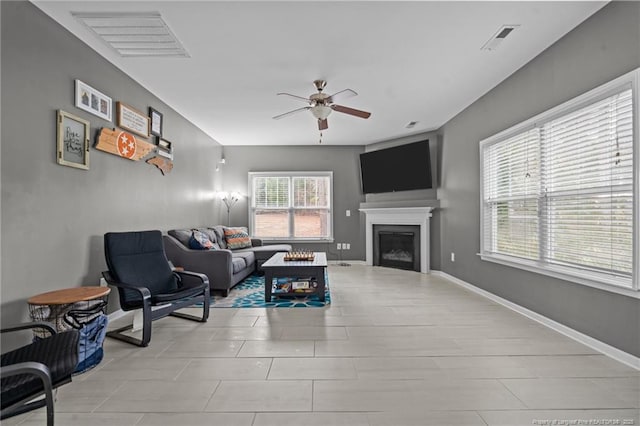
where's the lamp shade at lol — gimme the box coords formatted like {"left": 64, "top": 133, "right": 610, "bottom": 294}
{"left": 311, "top": 105, "right": 332, "bottom": 120}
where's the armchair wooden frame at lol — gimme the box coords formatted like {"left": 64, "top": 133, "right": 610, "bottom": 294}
{"left": 102, "top": 269, "right": 210, "bottom": 347}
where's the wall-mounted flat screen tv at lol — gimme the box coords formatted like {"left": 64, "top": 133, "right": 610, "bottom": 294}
{"left": 359, "top": 140, "right": 432, "bottom": 194}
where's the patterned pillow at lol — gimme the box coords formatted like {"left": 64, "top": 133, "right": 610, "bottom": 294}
{"left": 189, "top": 230, "right": 216, "bottom": 250}
{"left": 224, "top": 227, "right": 252, "bottom": 250}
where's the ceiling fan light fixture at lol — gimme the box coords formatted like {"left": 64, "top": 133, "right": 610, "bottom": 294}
{"left": 311, "top": 105, "right": 332, "bottom": 120}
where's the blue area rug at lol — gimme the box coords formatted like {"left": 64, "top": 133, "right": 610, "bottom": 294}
{"left": 210, "top": 274, "right": 330, "bottom": 308}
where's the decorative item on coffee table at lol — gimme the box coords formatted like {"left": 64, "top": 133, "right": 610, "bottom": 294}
{"left": 284, "top": 250, "right": 315, "bottom": 261}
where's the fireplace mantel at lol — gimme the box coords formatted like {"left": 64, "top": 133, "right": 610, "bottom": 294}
{"left": 359, "top": 207, "right": 435, "bottom": 273}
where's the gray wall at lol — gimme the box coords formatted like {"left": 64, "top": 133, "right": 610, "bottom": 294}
{"left": 438, "top": 1, "right": 640, "bottom": 356}
{"left": 1, "top": 2, "right": 223, "bottom": 331}
{"left": 221, "top": 145, "right": 365, "bottom": 261}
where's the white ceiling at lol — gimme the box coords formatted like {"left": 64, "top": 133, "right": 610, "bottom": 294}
{"left": 33, "top": 1, "right": 607, "bottom": 146}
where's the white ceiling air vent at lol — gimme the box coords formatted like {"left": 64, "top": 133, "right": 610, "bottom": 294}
{"left": 481, "top": 24, "right": 520, "bottom": 51}
{"left": 72, "top": 12, "right": 189, "bottom": 58}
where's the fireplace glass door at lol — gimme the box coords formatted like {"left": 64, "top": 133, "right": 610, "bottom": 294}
{"left": 373, "top": 225, "right": 421, "bottom": 271}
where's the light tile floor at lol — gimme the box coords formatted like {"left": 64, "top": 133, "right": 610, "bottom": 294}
{"left": 6, "top": 265, "right": 639, "bottom": 425}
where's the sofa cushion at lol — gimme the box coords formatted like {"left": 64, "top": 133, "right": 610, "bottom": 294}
{"left": 238, "top": 244, "right": 293, "bottom": 261}
{"left": 170, "top": 228, "right": 221, "bottom": 250}
{"left": 168, "top": 229, "right": 192, "bottom": 247}
{"left": 232, "top": 251, "right": 256, "bottom": 268}
{"left": 209, "top": 226, "right": 227, "bottom": 249}
{"left": 224, "top": 227, "right": 252, "bottom": 250}
{"left": 200, "top": 228, "right": 220, "bottom": 247}
{"left": 231, "top": 257, "right": 246, "bottom": 274}
{"left": 189, "top": 230, "right": 215, "bottom": 250}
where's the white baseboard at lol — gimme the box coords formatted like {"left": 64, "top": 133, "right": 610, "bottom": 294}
{"left": 107, "top": 309, "right": 130, "bottom": 323}
{"left": 431, "top": 270, "right": 640, "bottom": 371}
{"left": 328, "top": 260, "right": 366, "bottom": 265}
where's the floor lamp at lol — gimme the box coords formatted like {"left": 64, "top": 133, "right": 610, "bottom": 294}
{"left": 221, "top": 192, "right": 240, "bottom": 226}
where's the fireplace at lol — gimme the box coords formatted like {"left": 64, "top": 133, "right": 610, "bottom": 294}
{"left": 374, "top": 225, "right": 420, "bottom": 271}
{"left": 359, "top": 207, "right": 435, "bottom": 273}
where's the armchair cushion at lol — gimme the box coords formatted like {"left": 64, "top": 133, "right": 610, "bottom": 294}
{"left": 1, "top": 329, "right": 79, "bottom": 409}
{"left": 151, "top": 284, "right": 209, "bottom": 304}
{"left": 104, "top": 230, "right": 178, "bottom": 310}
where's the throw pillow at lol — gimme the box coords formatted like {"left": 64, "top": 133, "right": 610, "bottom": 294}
{"left": 189, "top": 230, "right": 215, "bottom": 250}
{"left": 224, "top": 227, "right": 252, "bottom": 250}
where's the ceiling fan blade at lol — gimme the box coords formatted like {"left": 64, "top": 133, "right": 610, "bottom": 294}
{"left": 318, "top": 118, "right": 328, "bottom": 131}
{"left": 331, "top": 104, "right": 371, "bottom": 119}
{"left": 277, "top": 92, "right": 311, "bottom": 103}
{"left": 272, "top": 106, "right": 311, "bottom": 120}
{"left": 326, "top": 89, "right": 357, "bottom": 104}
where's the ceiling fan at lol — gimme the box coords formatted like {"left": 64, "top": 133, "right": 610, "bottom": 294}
{"left": 273, "top": 80, "right": 371, "bottom": 131}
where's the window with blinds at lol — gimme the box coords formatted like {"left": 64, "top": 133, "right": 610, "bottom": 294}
{"left": 480, "top": 75, "right": 637, "bottom": 292}
{"left": 249, "top": 172, "right": 333, "bottom": 240}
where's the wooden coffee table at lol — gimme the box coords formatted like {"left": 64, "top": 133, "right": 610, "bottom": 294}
{"left": 262, "top": 252, "right": 327, "bottom": 302}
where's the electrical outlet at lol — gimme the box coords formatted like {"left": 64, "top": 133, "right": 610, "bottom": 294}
{"left": 337, "top": 243, "right": 342, "bottom": 250}
{"left": 345, "top": 243, "right": 350, "bottom": 250}
{"left": 346, "top": 210, "right": 351, "bottom": 217}
{"left": 451, "top": 252, "right": 455, "bottom": 262}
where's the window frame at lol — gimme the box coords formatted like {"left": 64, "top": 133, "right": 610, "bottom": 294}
{"left": 479, "top": 68, "right": 639, "bottom": 298}
{"left": 248, "top": 171, "right": 334, "bottom": 242}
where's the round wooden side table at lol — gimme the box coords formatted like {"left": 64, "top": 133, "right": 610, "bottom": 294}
{"left": 28, "top": 287, "right": 111, "bottom": 338}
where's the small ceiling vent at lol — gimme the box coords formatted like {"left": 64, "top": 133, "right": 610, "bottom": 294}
{"left": 72, "top": 12, "right": 190, "bottom": 58}
{"left": 481, "top": 24, "right": 520, "bottom": 51}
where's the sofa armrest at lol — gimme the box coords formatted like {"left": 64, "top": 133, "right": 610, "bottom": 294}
{"left": 162, "top": 235, "right": 233, "bottom": 290}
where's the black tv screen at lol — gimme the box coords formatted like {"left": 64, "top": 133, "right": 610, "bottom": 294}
{"left": 359, "top": 140, "right": 432, "bottom": 194}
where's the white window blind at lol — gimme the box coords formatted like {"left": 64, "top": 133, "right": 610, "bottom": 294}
{"left": 541, "top": 89, "right": 633, "bottom": 277}
{"left": 250, "top": 172, "right": 333, "bottom": 241}
{"left": 481, "top": 84, "right": 635, "bottom": 291}
{"left": 253, "top": 176, "right": 289, "bottom": 208}
{"left": 483, "top": 129, "right": 541, "bottom": 260}
{"left": 293, "top": 177, "right": 330, "bottom": 208}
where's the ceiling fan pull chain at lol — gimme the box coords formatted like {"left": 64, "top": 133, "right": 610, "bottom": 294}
{"left": 319, "top": 131, "right": 323, "bottom": 144}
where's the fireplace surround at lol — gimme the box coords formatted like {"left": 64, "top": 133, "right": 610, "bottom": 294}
{"left": 360, "top": 207, "right": 434, "bottom": 273}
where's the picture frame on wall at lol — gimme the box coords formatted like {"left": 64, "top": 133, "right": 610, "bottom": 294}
{"left": 116, "top": 102, "right": 150, "bottom": 138}
{"left": 75, "top": 79, "right": 112, "bottom": 122}
{"left": 57, "top": 110, "right": 90, "bottom": 170}
{"left": 158, "top": 138, "right": 172, "bottom": 152}
{"left": 149, "top": 107, "right": 163, "bottom": 137}
{"left": 157, "top": 137, "right": 174, "bottom": 160}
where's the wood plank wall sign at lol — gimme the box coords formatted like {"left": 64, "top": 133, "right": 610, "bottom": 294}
{"left": 96, "top": 128, "right": 155, "bottom": 161}
{"left": 146, "top": 156, "right": 173, "bottom": 175}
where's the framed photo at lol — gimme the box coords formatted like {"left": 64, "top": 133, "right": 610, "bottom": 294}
{"left": 149, "top": 107, "right": 163, "bottom": 137}
{"left": 57, "top": 110, "right": 90, "bottom": 170}
{"left": 75, "top": 79, "right": 112, "bottom": 122}
{"left": 158, "top": 138, "right": 172, "bottom": 152}
{"left": 116, "top": 102, "right": 150, "bottom": 138}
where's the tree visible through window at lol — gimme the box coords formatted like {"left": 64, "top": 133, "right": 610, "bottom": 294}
{"left": 250, "top": 172, "right": 332, "bottom": 240}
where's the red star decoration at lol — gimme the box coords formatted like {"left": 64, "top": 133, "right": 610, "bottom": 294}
{"left": 116, "top": 132, "right": 136, "bottom": 159}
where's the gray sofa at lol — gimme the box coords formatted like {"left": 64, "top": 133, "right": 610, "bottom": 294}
{"left": 163, "top": 226, "right": 291, "bottom": 296}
